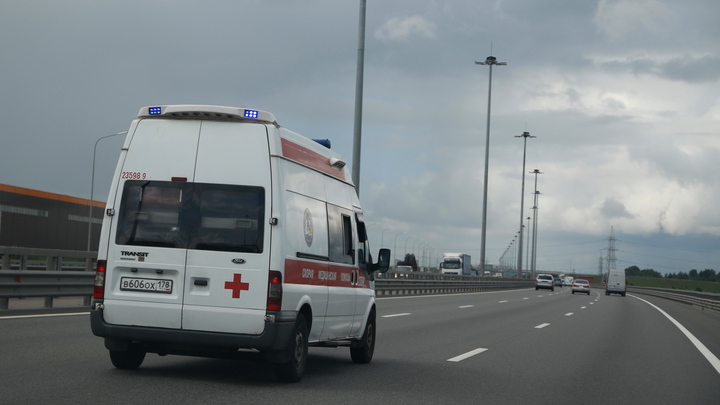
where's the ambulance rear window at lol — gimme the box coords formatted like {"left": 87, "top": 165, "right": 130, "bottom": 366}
{"left": 116, "top": 181, "right": 264, "bottom": 253}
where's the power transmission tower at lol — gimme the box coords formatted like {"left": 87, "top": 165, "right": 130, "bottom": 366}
{"left": 606, "top": 226, "right": 617, "bottom": 271}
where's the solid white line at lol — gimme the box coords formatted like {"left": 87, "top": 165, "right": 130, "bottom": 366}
{"left": 535, "top": 323, "right": 551, "bottom": 329}
{"left": 458, "top": 305, "right": 474, "bottom": 309}
{"left": 447, "top": 348, "right": 489, "bottom": 362}
{"left": 565, "top": 312, "right": 574, "bottom": 316}
{"left": 0, "top": 312, "right": 88, "bottom": 320}
{"left": 382, "top": 313, "right": 411, "bottom": 318}
{"left": 631, "top": 295, "right": 720, "bottom": 376}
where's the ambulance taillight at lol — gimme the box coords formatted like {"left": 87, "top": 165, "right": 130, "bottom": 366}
{"left": 267, "top": 271, "right": 283, "bottom": 311}
{"left": 94, "top": 260, "right": 107, "bottom": 300}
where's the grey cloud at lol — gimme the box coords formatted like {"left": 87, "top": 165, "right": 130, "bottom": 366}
{"left": 601, "top": 198, "right": 634, "bottom": 219}
{"left": 598, "top": 54, "right": 720, "bottom": 83}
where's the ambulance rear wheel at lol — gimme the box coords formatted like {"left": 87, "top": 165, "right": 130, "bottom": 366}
{"left": 274, "top": 314, "right": 308, "bottom": 383}
{"left": 109, "top": 349, "right": 145, "bottom": 370}
{"left": 350, "top": 310, "right": 376, "bottom": 364}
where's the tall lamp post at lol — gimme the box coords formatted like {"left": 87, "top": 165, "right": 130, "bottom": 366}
{"left": 515, "top": 131, "right": 535, "bottom": 277}
{"left": 87, "top": 131, "right": 127, "bottom": 251}
{"left": 351, "top": 0, "right": 367, "bottom": 195}
{"left": 530, "top": 169, "right": 543, "bottom": 275}
{"left": 475, "top": 55, "right": 506, "bottom": 274}
{"left": 526, "top": 216, "right": 531, "bottom": 274}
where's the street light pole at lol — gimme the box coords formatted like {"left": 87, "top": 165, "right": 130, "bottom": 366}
{"left": 526, "top": 216, "right": 531, "bottom": 274}
{"left": 529, "top": 169, "right": 543, "bottom": 275}
{"left": 475, "top": 55, "right": 506, "bottom": 274}
{"left": 87, "top": 131, "right": 127, "bottom": 251}
{"left": 351, "top": 0, "right": 367, "bottom": 195}
{"left": 515, "top": 131, "right": 535, "bottom": 277}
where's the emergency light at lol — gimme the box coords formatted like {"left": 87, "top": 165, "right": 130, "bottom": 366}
{"left": 137, "top": 105, "right": 277, "bottom": 124}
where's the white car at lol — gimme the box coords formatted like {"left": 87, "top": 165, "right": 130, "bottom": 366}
{"left": 572, "top": 279, "right": 591, "bottom": 295}
{"left": 535, "top": 274, "right": 554, "bottom": 291}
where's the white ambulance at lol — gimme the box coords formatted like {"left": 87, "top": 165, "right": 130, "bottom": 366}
{"left": 90, "top": 105, "right": 390, "bottom": 382}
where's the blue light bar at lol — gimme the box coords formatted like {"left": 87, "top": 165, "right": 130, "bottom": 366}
{"left": 313, "top": 139, "right": 331, "bottom": 149}
{"left": 244, "top": 110, "right": 259, "bottom": 119}
{"left": 148, "top": 107, "right": 162, "bottom": 115}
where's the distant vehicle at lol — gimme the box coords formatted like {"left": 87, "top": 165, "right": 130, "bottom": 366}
{"left": 440, "top": 253, "right": 476, "bottom": 276}
{"left": 554, "top": 278, "right": 563, "bottom": 287}
{"left": 572, "top": 279, "right": 591, "bottom": 295}
{"left": 483, "top": 271, "right": 491, "bottom": 276}
{"left": 564, "top": 276, "right": 574, "bottom": 286}
{"left": 493, "top": 272, "right": 503, "bottom": 277}
{"left": 535, "top": 274, "right": 554, "bottom": 291}
{"left": 394, "top": 265, "right": 413, "bottom": 278}
{"left": 606, "top": 270, "right": 627, "bottom": 296}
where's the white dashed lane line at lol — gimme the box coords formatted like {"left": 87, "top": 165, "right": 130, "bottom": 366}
{"left": 458, "top": 305, "right": 474, "bottom": 309}
{"left": 382, "top": 313, "right": 411, "bottom": 318}
{"left": 447, "top": 348, "right": 489, "bottom": 362}
{"left": 535, "top": 323, "right": 551, "bottom": 329}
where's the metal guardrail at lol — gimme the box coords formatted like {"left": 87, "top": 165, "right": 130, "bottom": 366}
{"left": 0, "top": 246, "right": 97, "bottom": 272}
{"left": 0, "top": 270, "right": 94, "bottom": 309}
{"left": 0, "top": 246, "right": 97, "bottom": 309}
{"left": 628, "top": 286, "right": 720, "bottom": 312}
{"left": 375, "top": 271, "right": 534, "bottom": 296}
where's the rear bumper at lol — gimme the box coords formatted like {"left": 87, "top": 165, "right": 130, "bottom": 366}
{"left": 90, "top": 307, "right": 296, "bottom": 354}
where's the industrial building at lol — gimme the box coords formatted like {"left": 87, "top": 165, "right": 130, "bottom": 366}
{"left": 0, "top": 183, "right": 104, "bottom": 251}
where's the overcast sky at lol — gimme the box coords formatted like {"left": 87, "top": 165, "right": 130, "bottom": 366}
{"left": 2, "top": 0, "right": 719, "bottom": 275}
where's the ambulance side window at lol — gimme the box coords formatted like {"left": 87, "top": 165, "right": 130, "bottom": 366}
{"left": 327, "top": 204, "right": 354, "bottom": 264}
{"left": 355, "top": 212, "right": 371, "bottom": 276}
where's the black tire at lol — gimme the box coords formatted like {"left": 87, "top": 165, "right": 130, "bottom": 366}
{"left": 535, "top": 286, "right": 539, "bottom": 290}
{"left": 572, "top": 291, "right": 575, "bottom": 294}
{"left": 351, "top": 311, "right": 376, "bottom": 364}
{"left": 274, "top": 314, "right": 308, "bottom": 383}
{"left": 109, "top": 350, "right": 145, "bottom": 370}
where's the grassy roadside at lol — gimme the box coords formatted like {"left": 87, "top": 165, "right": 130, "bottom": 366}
{"left": 628, "top": 276, "right": 720, "bottom": 294}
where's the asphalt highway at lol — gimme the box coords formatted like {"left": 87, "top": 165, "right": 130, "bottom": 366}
{"left": 1, "top": 287, "right": 718, "bottom": 404}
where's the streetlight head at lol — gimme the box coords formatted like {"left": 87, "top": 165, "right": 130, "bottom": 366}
{"left": 475, "top": 56, "right": 506, "bottom": 66}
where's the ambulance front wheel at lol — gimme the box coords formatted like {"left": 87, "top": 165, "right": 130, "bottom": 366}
{"left": 109, "top": 349, "right": 145, "bottom": 370}
{"left": 350, "top": 310, "right": 376, "bottom": 364}
{"left": 274, "top": 314, "right": 309, "bottom": 383}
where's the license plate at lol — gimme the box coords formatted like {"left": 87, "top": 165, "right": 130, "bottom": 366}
{"left": 120, "top": 277, "right": 173, "bottom": 293}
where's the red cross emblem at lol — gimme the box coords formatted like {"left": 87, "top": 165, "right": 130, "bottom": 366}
{"left": 224, "top": 273, "right": 250, "bottom": 299}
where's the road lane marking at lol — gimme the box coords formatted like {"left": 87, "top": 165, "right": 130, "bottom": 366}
{"left": 382, "top": 313, "right": 411, "bottom": 318}
{"left": 565, "top": 313, "right": 574, "bottom": 316}
{"left": 458, "top": 305, "right": 474, "bottom": 309}
{"left": 535, "top": 323, "right": 551, "bottom": 329}
{"left": 498, "top": 300, "right": 508, "bottom": 303}
{"left": 631, "top": 295, "right": 720, "bottom": 376}
{"left": 581, "top": 306, "right": 587, "bottom": 309}
{"left": 447, "top": 348, "right": 489, "bottom": 362}
{"left": 0, "top": 312, "right": 88, "bottom": 320}
{"left": 523, "top": 297, "right": 529, "bottom": 300}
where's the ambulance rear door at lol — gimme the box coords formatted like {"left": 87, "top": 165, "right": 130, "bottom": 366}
{"left": 181, "top": 121, "right": 272, "bottom": 335}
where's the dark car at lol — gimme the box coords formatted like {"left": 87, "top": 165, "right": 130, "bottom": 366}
{"left": 554, "top": 278, "right": 563, "bottom": 287}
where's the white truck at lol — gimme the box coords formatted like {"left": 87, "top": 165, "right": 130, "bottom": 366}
{"left": 440, "top": 253, "right": 475, "bottom": 276}
{"left": 90, "top": 105, "right": 390, "bottom": 382}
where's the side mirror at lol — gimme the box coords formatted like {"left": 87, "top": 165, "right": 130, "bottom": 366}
{"left": 374, "top": 248, "right": 390, "bottom": 273}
